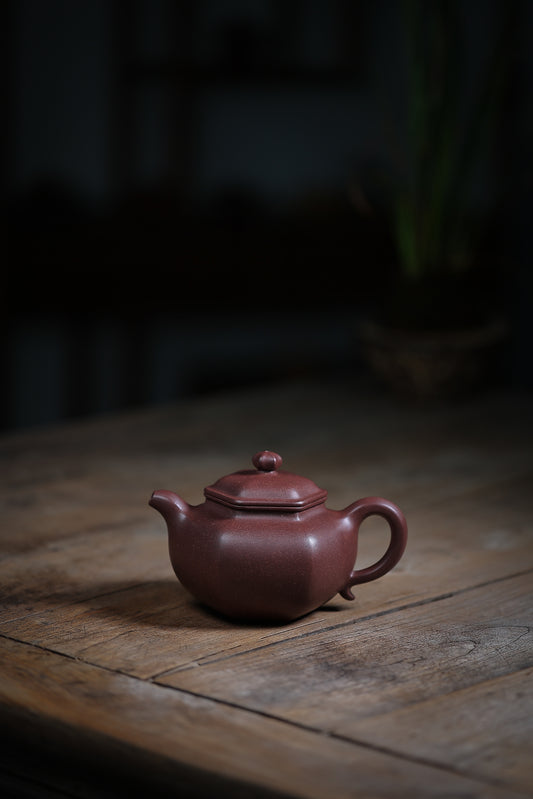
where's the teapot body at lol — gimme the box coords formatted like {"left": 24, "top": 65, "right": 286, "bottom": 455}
{"left": 150, "top": 451, "right": 407, "bottom": 623}
{"left": 167, "top": 500, "right": 356, "bottom": 622}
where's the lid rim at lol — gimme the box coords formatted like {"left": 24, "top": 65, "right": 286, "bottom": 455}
{"left": 204, "top": 486, "right": 327, "bottom": 512}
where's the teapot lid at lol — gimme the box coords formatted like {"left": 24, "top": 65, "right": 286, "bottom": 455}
{"left": 204, "top": 451, "right": 327, "bottom": 512}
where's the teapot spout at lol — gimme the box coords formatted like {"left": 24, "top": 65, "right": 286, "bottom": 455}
{"left": 149, "top": 489, "right": 191, "bottom": 522}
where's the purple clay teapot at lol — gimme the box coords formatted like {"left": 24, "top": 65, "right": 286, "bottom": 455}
{"left": 150, "top": 451, "right": 407, "bottom": 622}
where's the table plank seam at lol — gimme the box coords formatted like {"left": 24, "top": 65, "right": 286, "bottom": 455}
{"left": 2, "top": 567, "right": 529, "bottom": 684}
{"left": 0, "top": 580, "right": 155, "bottom": 627}
{"left": 404, "top": 467, "right": 533, "bottom": 512}
{"left": 2, "top": 633, "right": 531, "bottom": 798}
{"left": 1, "top": 515, "right": 151, "bottom": 557}
{"left": 149, "top": 677, "right": 533, "bottom": 797}
{"left": 150, "top": 567, "right": 533, "bottom": 679}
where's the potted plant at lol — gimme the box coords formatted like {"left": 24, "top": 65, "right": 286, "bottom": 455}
{"left": 354, "top": 0, "right": 514, "bottom": 400}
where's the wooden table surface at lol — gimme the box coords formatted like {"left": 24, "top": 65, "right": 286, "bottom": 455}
{"left": 1, "top": 379, "right": 532, "bottom": 799}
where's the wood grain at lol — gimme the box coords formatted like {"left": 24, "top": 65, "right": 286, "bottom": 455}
{"left": 1, "top": 471, "right": 530, "bottom": 677}
{"left": 158, "top": 573, "right": 533, "bottom": 715}
{"left": 350, "top": 666, "right": 533, "bottom": 793}
{"left": 2, "top": 382, "right": 532, "bottom": 551}
{"left": 0, "top": 636, "right": 528, "bottom": 799}
{"left": 0, "top": 523, "right": 169, "bottom": 624}
{"left": 1, "top": 380, "right": 532, "bottom": 797}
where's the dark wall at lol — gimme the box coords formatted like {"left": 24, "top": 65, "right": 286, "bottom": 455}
{"left": 5, "top": 0, "right": 531, "bottom": 429}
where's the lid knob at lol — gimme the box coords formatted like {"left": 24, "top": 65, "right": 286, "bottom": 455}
{"left": 252, "top": 451, "right": 283, "bottom": 472}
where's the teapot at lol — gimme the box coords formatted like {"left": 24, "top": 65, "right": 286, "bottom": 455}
{"left": 150, "top": 450, "right": 407, "bottom": 622}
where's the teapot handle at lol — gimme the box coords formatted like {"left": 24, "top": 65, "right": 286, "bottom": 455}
{"left": 340, "top": 497, "right": 407, "bottom": 600}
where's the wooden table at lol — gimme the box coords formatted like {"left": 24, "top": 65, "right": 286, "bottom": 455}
{"left": 1, "top": 379, "right": 532, "bottom": 798}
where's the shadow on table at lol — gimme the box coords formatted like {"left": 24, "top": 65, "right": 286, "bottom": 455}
{"left": 46, "top": 576, "right": 348, "bottom": 631}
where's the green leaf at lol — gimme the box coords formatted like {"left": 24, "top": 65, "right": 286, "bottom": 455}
{"left": 394, "top": 197, "right": 420, "bottom": 280}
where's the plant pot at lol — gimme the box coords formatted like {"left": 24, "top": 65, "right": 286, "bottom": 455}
{"left": 358, "top": 317, "right": 508, "bottom": 401}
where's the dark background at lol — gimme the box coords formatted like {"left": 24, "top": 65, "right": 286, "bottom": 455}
{"left": 4, "top": 0, "right": 532, "bottom": 430}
